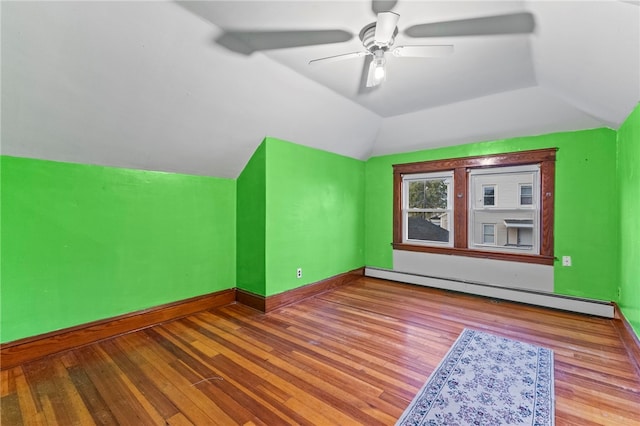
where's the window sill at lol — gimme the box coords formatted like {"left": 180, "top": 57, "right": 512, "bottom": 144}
{"left": 392, "top": 243, "right": 554, "bottom": 266}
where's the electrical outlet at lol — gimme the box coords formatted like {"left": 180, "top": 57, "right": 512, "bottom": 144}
{"left": 562, "top": 256, "right": 572, "bottom": 267}
{"left": 296, "top": 268, "right": 302, "bottom": 279}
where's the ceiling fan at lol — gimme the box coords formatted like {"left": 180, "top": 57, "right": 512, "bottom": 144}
{"left": 309, "top": 11, "right": 454, "bottom": 88}
{"left": 307, "top": 10, "right": 534, "bottom": 89}
{"left": 201, "top": 2, "right": 535, "bottom": 91}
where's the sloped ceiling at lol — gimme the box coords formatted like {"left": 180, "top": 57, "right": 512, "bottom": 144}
{"left": 1, "top": 1, "right": 638, "bottom": 178}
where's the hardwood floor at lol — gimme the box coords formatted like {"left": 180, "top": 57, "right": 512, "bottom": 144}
{"left": 2, "top": 277, "right": 639, "bottom": 425}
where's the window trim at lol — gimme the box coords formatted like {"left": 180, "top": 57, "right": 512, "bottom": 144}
{"left": 392, "top": 148, "right": 556, "bottom": 266}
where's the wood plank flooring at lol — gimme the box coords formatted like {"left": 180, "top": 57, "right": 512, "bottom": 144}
{"left": 2, "top": 277, "right": 639, "bottom": 425}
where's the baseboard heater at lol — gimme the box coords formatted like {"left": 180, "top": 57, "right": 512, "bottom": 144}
{"left": 365, "top": 267, "right": 614, "bottom": 318}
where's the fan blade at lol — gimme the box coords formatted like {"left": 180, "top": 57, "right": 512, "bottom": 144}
{"left": 309, "top": 51, "right": 368, "bottom": 65}
{"left": 405, "top": 12, "right": 535, "bottom": 38}
{"left": 372, "top": 0, "right": 398, "bottom": 15}
{"left": 375, "top": 12, "right": 400, "bottom": 45}
{"left": 216, "top": 30, "right": 353, "bottom": 55}
{"left": 392, "top": 45, "right": 454, "bottom": 58}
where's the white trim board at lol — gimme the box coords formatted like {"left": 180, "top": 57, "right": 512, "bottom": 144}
{"left": 365, "top": 267, "right": 614, "bottom": 318}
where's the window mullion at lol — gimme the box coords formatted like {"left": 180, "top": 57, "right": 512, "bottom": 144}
{"left": 453, "top": 167, "right": 467, "bottom": 249}
{"left": 540, "top": 159, "right": 555, "bottom": 257}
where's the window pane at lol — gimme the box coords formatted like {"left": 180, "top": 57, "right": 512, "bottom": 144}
{"left": 407, "top": 212, "right": 450, "bottom": 242}
{"left": 469, "top": 167, "right": 539, "bottom": 254}
{"left": 483, "top": 186, "right": 495, "bottom": 206}
{"left": 472, "top": 210, "right": 536, "bottom": 250}
{"left": 408, "top": 181, "right": 425, "bottom": 208}
{"left": 408, "top": 179, "right": 448, "bottom": 209}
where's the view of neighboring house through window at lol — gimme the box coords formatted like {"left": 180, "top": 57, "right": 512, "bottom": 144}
{"left": 402, "top": 172, "right": 453, "bottom": 246}
{"left": 393, "top": 148, "right": 556, "bottom": 265}
{"left": 504, "top": 219, "right": 534, "bottom": 247}
{"left": 468, "top": 165, "right": 540, "bottom": 254}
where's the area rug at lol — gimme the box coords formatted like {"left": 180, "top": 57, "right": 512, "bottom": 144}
{"left": 396, "top": 328, "right": 554, "bottom": 425}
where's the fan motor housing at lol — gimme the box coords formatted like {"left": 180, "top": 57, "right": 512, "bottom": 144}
{"left": 359, "top": 23, "right": 397, "bottom": 52}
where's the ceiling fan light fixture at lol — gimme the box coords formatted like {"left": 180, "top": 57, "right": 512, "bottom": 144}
{"left": 366, "top": 49, "right": 386, "bottom": 87}
{"left": 373, "top": 56, "right": 386, "bottom": 80}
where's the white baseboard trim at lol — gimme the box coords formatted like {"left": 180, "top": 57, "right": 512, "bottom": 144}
{"left": 365, "top": 267, "right": 614, "bottom": 318}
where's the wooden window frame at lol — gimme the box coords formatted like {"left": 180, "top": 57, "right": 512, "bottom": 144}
{"left": 393, "top": 148, "right": 557, "bottom": 266}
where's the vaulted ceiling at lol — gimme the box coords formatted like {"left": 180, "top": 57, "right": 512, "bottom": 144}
{"left": 2, "top": 1, "right": 638, "bottom": 178}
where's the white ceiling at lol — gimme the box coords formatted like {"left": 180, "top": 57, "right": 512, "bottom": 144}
{"left": 1, "top": 1, "right": 638, "bottom": 178}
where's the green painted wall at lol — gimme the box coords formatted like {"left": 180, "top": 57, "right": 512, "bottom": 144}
{"left": 617, "top": 103, "right": 640, "bottom": 338}
{"left": 364, "top": 128, "right": 619, "bottom": 301}
{"left": 3, "top": 121, "right": 634, "bottom": 342}
{"left": 264, "top": 138, "right": 365, "bottom": 296}
{"left": 0, "top": 156, "right": 236, "bottom": 343}
{"left": 236, "top": 141, "right": 267, "bottom": 295}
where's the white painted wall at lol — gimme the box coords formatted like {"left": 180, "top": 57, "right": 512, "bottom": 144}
{"left": 392, "top": 250, "right": 553, "bottom": 292}
{"left": 528, "top": 0, "right": 640, "bottom": 127}
{"left": 1, "top": 1, "right": 380, "bottom": 178}
{"left": 366, "top": 267, "right": 613, "bottom": 318}
{"left": 2, "top": 1, "right": 637, "bottom": 178}
{"left": 371, "top": 86, "right": 604, "bottom": 156}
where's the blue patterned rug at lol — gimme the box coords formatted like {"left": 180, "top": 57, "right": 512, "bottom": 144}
{"left": 397, "top": 329, "right": 554, "bottom": 425}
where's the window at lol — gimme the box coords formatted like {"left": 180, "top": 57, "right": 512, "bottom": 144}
{"left": 483, "top": 185, "right": 496, "bottom": 206}
{"left": 482, "top": 224, "right": 496, "bottom": 245}
{"left": 393, "top": 148, "right": 556, "bottom": 265}
{"left": 402, "top": 172, "right": 453, "bottom": 246}
{"left": 520, "top": 184, "right": 533, "bottom": 205}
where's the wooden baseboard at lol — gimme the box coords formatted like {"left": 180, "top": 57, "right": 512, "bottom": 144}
{"left": 0, "top": 288, "right": 236, "bottom": 371}
{"left": 236, "top": 288, "right": 266, "bottom": 312}
{"left": 236, "top": 267, "right": 365, "bottom": 313}
{"left": 0, "top": 268, "right": 364, "bottom": 370}
{"left": 613, "top": 303, "right": 640, "bottom": 379}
